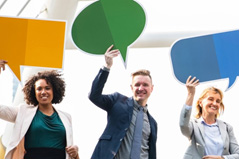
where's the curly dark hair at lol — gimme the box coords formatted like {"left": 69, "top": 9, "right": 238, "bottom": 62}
{"left": 22, "top": 70, "right": 65, "bottom": 106}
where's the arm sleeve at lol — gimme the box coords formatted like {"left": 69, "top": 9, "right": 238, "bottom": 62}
{"left": 88, "top": 68, "right": 115, "bottom": 112}
{"left": 223, "top": 123, "right": 239, "bottom": 159}
{"left": 179, "top": 104, "right": 194, "bottom": 140}
{"left": 0, "top": 104, "right": 18, "bottom": 123}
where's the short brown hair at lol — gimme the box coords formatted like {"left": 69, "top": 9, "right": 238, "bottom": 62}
{"left": 195, "top": 87, "right": 224, "bottom": 119}
{"left": 22, "top": 70, "right": 65, "bottom": 106}
{"left": 131, "top": 69, "right": 152, "bottom": 82}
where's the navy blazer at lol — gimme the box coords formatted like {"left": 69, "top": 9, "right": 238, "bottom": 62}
{"left": 89, "top": 69, "right": 157, "bottom": 159}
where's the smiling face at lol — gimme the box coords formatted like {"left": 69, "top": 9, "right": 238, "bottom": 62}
{"left": 131, "top": 75, "right": 154, "bottom": 106}
{"left": 35, "top": 79, "right": 53, "bottom": 107}
{"left": 200, "top": 90, "right": 222, "bottom": 118}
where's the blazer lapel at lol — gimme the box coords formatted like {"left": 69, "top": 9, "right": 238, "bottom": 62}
{"left": 195, "top": 119, "right": 206, "bottom": 144}
{"left": 57, "top": 109, "right": 73, "bottom": 146}
{"left": 20, "top": 105, "right": 38, "bottom": 137}
{"left": 195, "top": 119, "right": 227, "bottom": 151}
{"left": 127, "top": 97, "right": 134, "bottom": 122}
{"left": 7, "top": 105, "right": 37, "bottom": 154}
{"left": 218, "top": 120, "right": 227, "bottom": 148}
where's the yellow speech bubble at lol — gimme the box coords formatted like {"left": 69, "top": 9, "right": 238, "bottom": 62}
{"left": 0, "top": 17, "right": 66, "bottom": 81}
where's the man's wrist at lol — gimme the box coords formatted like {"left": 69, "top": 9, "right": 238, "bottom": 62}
{"left": 102, "top": 66, "right": 110, "bottom": 72}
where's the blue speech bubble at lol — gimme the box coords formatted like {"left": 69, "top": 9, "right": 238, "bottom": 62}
{"left": 170, "top": 30, "right": 239, "bottom": 91}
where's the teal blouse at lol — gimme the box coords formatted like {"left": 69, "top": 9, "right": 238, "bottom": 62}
{"left": 25, "top": 109, "right": 66, "bottom": 150}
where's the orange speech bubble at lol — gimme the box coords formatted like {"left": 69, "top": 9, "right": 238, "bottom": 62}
{"left": 0, "top": 17, "right": 66, "bottom": 81}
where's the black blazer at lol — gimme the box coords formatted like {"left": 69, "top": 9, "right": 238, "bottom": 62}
{"left": 89, "top": 69, "right": 157, "bottom": 159}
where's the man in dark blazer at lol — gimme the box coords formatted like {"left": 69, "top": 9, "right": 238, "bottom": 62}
{"left": 88, "top": 45, "right": 157, "bottom": 159}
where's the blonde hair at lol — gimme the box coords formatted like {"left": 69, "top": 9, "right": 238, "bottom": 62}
{"left": 195, "top": 87, "right": 224, "bottom": 119}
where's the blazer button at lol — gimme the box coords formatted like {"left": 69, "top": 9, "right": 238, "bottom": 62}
{"left": 120, "top": 138, "right": 123, "bottom": 141}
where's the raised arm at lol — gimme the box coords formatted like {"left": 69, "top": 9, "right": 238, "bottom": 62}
{"left": 0, "top": 60, "right": 7, "bottom": 74}
{"left": 180, "top": 76, "right": 199, "bottom": 139}
{"left": 104, "top": 45, "right": 120, "bottom": 69}
{"left": 0, "top": 59, "right": 19, "bottom": 122}
{"left": 185, "top": 76, "right": 199, "bottom": 106}
{"left": 88, "top": 45, "right": 120, "bottom": 111}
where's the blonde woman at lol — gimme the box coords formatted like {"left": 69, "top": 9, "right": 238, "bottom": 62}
{"left": 180, "top": 76, "right": 239, "bottom": 159}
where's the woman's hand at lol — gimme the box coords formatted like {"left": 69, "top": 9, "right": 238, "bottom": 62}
{"left": 202, "top": 155, "right": 224, "bottom": 159}
{"left": 185, "top": 76, "right": 199, "bottom": 106}
{"left": 186, "top": 76, "right": 199, "bottom": 95}
{"left": 0, "top": 60, "right": 7, "bottom": 74}
{"left": 66, "top": 145, "right": 79, "bottom": 159}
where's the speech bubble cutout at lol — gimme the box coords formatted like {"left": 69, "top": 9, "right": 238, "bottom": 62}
{"left": 0, "top": 17, "right": 66, "bottom": 81}
{"left": 171, "top": 30, "right": 239, "bottom": 91}
{"left": 71, "top": 0, "right": 145, "bottom": 66}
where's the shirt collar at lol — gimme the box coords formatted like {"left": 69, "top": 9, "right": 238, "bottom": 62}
{"left": 200, "top": 117, "right": 218, "bottom": 127}
{"left": 133, "top": 100, "right": 148, "bottom": 113}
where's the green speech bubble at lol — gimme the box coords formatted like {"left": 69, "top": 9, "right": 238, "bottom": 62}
{"left": 71, "top": 0, "right": 146, "bottom": 66}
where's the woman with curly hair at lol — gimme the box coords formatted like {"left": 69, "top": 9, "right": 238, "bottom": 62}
{"left": 0, "top": 60, "right": 79, "bottom": 159}
{"left": 180, "top": 76, "right": 239, "bottom": 159}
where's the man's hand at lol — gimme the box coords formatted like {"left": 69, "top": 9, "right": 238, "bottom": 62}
{"left": 104, "top": 45, "right": 120, "bottom": 69}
